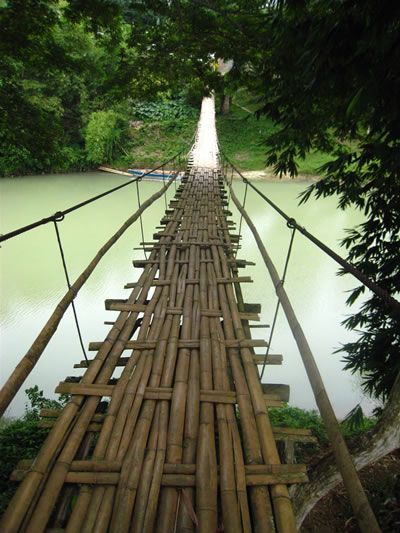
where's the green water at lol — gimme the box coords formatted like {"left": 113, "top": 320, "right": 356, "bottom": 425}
{"left": 0, "top": 172, "right": 375, "bottom": 417}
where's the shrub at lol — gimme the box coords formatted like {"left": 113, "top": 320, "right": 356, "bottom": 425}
{"left": 0, "top": 386, "right": 70, "bottom": 514}
{"left": 84, "top": 109, "right": 127, "bottom": 164}
{"left": 131, "top": 98, "right": 197, "bottom": 122}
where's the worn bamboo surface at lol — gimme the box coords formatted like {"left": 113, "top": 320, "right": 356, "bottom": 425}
{"left": 1, "top": 164, "right": 300, "bottom": 532}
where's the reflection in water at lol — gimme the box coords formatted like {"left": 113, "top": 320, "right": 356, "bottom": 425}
{"left": 0, "top": 172, "right": 375, "bottom": 417}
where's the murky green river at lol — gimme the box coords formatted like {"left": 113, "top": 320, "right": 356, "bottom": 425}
{"left": 0, "top": 172, "right": 375, "bottom": 417}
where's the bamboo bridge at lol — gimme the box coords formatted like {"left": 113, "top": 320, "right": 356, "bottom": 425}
{"left": 0, "top": 98, "right": 385, "bottom": 532}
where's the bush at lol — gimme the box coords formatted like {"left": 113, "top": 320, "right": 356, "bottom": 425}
{"left": 0, "top": 145, "right": 33, "bottom": 177}
{"left": 55, "top": 145, "right": 88, "bottom": 173}
{"left": 0, "top": 386, "right": 69, "bottom": 514}
{"left": 131, "top": 98, "right": 197, "bottom": 122}
{"left": 268, "top": 405, "right": 328, "bottom": 443}
{"left": 84, "top": 109, "right": 128, "bottom": 164}
{"left": 0, "top": 417, "right": 49, "bottom": 514}
{"left": 268, "top": 404, "right": 377, "bottom": 444}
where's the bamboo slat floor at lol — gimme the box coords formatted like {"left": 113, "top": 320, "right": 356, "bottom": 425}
{"left": 1, "top": 97, "right": 305, "bottom": 532}
{"left": 2, "top": 164, "right": 306, "bottom": 533}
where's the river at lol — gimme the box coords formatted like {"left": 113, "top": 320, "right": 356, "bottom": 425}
{"left": 0, "top": 172, "right": 376, "bottom": 418}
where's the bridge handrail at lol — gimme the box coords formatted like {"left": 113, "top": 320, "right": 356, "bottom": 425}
{"left": 218, "top": 149, "right": 400, "bottom": 317}
{"left": 0, "top": 148, "right": 187, "bottom": 417}
{"left": 227, "top": 180, "right": 381, "bottom": 533}
{"left": 0, "top": 146, "right": 192, "bottom": 244}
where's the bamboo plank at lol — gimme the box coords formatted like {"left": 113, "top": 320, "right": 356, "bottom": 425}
{"left": 73, "top": 352, "right": 283, "bottom": 369}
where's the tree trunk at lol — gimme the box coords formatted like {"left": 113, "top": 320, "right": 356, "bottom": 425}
{"left": 291, "top": 371, "right": 400, "bottom": 527}
{"left": 220, "top": 94, "right": 231, "bottom": 115}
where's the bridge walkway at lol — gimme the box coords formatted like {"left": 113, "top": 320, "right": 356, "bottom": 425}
{"left": 2, "top": 155, "right": 308, "bottom": 531}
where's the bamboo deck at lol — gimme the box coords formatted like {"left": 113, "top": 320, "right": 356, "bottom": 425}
{"left": 2, "top": 166, "right": 309, "bottom": 532}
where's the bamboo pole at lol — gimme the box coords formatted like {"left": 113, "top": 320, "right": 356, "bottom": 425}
{"left": 157, "top": 209, "right": 198, "bottom": 531}
{"left": 210, "top": 223, "right": 276, "bottom": 532}
{"left": 214, "top": 243, "right": 296, "bottom": 533}
{"left": 110, "top": 239, "right": 186, "bottom": 531}
{"left": 207, "top": 261, "right": 242, "bottom": 533}
{"left": 64, "top": 264, "right": 161, "bottom": 533}
{"left": 0, "top": 173, "right": 177, "bottom": 418}
{"left": 175, "top": 244, "right": 201, "bottom": 531}
{"left": 229, "top": 183, "right": 381, "bottom": 533}
{"left": 24, "top": 255, "right": 163, "bottom": 532}
{"left": 0, "top": 259, "right": 159, "bottom": 532}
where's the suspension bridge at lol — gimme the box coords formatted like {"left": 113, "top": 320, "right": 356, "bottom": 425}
{"left": 0, "top": 97, "right": 389, "bottom": 532}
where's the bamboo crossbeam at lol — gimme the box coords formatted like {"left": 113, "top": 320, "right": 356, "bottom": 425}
{"left": 11, "top": 469, "right": 308, "bottom": 486}
{"left": 55, "top": 382, "right": 287, "bottom": 405}
{"left": 88, "top": 338, "right": 269, "bottom": 352}
{"left": 74, "top": 352, "right": 282, "bottom": 368}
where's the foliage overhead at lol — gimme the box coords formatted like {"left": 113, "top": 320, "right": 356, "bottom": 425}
{"left": 255, "top": 0, "right": 400, "bottom": 400}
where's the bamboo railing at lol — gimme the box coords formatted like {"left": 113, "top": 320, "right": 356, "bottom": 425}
{"left": 228, "top": 181, "right": 381, "bottom": 533}
{"left": 0, "top": 172, "right": 178, "bottom": 418}
{"left": 1, "top": 164, "right": 305, "bottom": 532}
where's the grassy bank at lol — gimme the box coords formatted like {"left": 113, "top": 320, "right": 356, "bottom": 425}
{"left": 114, "top": 116, "right": 198, "bottom": 170}
{"left": 216, "top": 90, "right": 331, "bottom": 174}
{"left": 114, "top": 91, "right": 331, "bottom": 176}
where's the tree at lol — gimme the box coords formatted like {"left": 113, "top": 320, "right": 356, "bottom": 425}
{"left": 0, "top": 0, "right": 130, "bottom": 175}
{"left": 256, "top": 0, "right": 400, "bottom": 401}
{"left": 116, "top": 0, "right": 400, "bottom": 401}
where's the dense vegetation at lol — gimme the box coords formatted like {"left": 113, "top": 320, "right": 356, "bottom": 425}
{"left": 0, "top": 1, "right": 201, "bottom": 176}
{"left": 1, "top": 0, "right": 399, "bottom": 404}
{"left": 0, "top": 386, "right": 67, "bottom": 515}
{"left": 257, "top": 1, "right": 400, "bottom": 400}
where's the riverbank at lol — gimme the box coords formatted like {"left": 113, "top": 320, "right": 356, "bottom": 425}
{"left": 240, "top": 170, "right": 319, "bottom": 183}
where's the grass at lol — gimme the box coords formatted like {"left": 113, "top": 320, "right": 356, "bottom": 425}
{"left": 217, "top": 90, "right": 332, "bottom": 174}
{"left": 114, "top": 117, "right": 198, "bottom": 170}
{"left": 216, "top": 105, "right": 275, "bottom": 171}
{"left": 112, "top": 89, "right": 332, "bottom": 175}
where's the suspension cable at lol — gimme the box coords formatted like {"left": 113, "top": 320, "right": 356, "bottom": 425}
{"left": 237, "top": 182, "right": 248, "bottom": 240}
{"left": 220, "top": 149, "right": 400, "bottom": 317}
{"left": 53, "top": 219, "right": 89, "bottom": 365}
{"left": 235, "top": 181, "right": 248, "bottom": 258}
{"left": 162, "top": 165, "right": 168, "bottom": 210}
{"left": 227, "top": 166, "right": 234, "bottom": 206}
{"left": 136, "top": 179, "right": 147, "bottom": 260}
{"left": 260, "top": 224, "right": 296, "bottom": 379}
{"left": 0, "top": 146, "right": 191, "bottom": 244}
